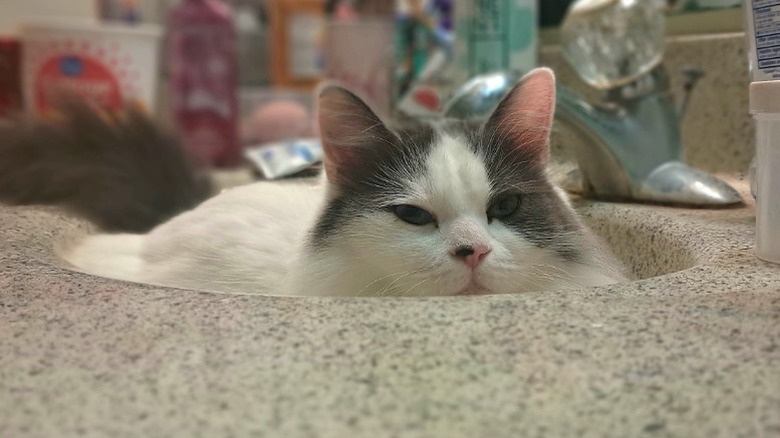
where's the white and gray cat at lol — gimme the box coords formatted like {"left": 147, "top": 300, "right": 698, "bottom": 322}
{"left": 3, "top": 68, "right": 627, "bottom": 296}
{"left": 67, "top": 68, "right": 626, "bottom": 295}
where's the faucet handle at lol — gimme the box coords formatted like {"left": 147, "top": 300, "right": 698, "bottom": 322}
{"left": 678, "top": 67, "right": 705, "bottom": 121}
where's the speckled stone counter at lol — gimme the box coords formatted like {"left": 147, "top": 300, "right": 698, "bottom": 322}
{"left": 2, "top": 189, "right": 779, "bottom": 437}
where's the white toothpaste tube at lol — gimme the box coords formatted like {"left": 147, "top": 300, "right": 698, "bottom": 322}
{"left": 244, "top": 138, "right": 323, "bottom": 179}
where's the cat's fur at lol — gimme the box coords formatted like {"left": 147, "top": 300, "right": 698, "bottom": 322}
{"left": 0, "top": 100, "right": 212, "bottom": 232}
{"left": 63, "top": 68, "right": 627, "bottom": 296}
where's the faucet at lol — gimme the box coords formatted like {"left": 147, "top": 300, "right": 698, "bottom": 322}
{"left": 443, "top": 66, "right": 743, "bottom": 207}
{"left": 443, "top": 0, "right": 742, "bottom": 207}
{"left": 554, "top": 64, "right": 742, "bottom": 206}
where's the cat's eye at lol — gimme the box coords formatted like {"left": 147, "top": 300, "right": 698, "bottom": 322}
{"left": 488, "top": 194, "right": 520, "bottom": 219}
{"left": 392, "top": 204, "right": 435, "bottom": 226}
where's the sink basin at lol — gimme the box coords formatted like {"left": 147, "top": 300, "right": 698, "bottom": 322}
{"left": 577, "top": 201, "right": 698, "bottom": 280}
{"left": 46, "top": 187, "right": 711, "bottom": 294}
{"left": 29, "top": 171, "right": 753, "bottom": 293}
{"left": 33, "top": 174, "right": 755, "bottom": 295}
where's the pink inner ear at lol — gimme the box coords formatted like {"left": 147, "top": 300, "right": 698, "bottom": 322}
{"left": 486, "top": 68, "right": 556, "bottom": 163}
{"left": 322, "top": 144, "right": 366, "bottom": 187}
{"left": 317, "top": 85, "right": 392, "bottom": 186}
{"left": 318, "top": 87, "right": 367, "bottom": 185}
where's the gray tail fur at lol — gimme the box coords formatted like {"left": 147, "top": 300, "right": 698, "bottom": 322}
{"left": 0, "top": 102, "right": 214, "bottom": 232}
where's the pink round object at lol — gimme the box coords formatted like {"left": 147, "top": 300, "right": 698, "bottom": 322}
{"left": 242, "top": 100, "right": 314, "bottom": 144}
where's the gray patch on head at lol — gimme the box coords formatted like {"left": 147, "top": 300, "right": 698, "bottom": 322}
{"left": 310, "top": 124, "right": 436, "bottom": 248}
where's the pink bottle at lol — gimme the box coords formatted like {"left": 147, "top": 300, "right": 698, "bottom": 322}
{"left": 167, "top": 0, "right": 240, "bottom": 167}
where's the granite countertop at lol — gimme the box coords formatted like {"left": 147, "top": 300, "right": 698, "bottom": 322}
{"left": 2, "top": 189, "right": 779, "bottom": 437}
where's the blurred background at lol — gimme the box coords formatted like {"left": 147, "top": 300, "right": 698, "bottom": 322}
{"left": 0, "top": 0, "right": 743, "bottom": 171}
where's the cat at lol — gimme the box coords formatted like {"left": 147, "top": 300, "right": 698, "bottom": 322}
{"left": 58, "top": 68, "right": 627, "bottom": 296}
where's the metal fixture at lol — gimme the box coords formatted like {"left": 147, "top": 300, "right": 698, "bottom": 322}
{"left": 444, "top": 67, "right": 743, "bottom": 207}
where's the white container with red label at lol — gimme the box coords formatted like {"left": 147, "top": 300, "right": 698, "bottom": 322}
{"left": 20, "top": 18, "right": 161, "bottom": 115}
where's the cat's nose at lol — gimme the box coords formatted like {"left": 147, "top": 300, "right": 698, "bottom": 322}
{"left": 452, "top": 244, "right": 491, "bottom": 269}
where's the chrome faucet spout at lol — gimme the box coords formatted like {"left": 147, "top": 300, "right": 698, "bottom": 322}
{"left": 554, "top": 67, "right": 740, "bottom": 206}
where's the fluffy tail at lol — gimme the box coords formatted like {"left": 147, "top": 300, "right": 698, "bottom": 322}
{"left": 0, "top": 101, "right": 213, "bottom": 232}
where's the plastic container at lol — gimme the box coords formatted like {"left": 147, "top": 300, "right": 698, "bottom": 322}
{"left": 19, "top": 18, "right": 161, "bottom": 115}
{"left": 750, "top": 81, "right": 780, "bottom": 264}
{"left": 167, "top": 0, "right": 240, "bottom": 167}
{"left": 744, "top": 0, "right": 780, "bottom": 264}
{"left": 454, "top": 0, "right": 537, "bottom": 77}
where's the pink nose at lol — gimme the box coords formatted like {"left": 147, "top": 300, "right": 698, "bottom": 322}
{"left": 452, "top": 244, "right": 491, "bottom": 269}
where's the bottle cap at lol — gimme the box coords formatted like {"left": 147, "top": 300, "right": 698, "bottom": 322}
{"left": 750, "top": 80, "right": 780, "bottom": 114}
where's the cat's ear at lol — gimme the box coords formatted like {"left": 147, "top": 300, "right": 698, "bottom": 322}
{"left": 318, "top": 85, "right": 395, "bottom": 187}
{"left": 483, "top": 68, "right": 556, "bottom": 163}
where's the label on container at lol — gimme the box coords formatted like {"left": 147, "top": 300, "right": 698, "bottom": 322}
{"left": 456, "top": 0, "right": 537, "bottom": 77}
{"left": 34, "top": 54, "right": 122, "bottom": 113}
{"left": 748, "top": 1, "right": 780, "bottom": 80}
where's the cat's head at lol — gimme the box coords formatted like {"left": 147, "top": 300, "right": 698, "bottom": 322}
{"left": 308, "top": 68, "right": 617, "bottom": 296}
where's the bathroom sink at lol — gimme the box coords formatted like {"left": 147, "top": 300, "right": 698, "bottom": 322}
{"left": 38, "top": 175, "right": 751, "bottom": 291}
{"left": 3, "top": 30, "right": 780, "bottom": 436}
{"left": 22, "top": 166, "right": 750, "bottom": 292}
{"left": 0, "top": 77, "right": 773, "bottom": 432}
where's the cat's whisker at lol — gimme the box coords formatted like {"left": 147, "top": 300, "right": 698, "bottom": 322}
{"left": 356, "top": 267, "right": 430, "bottom": 296}
{"left": 432, "top": 271, "right": 447, "bottom": 296}
{"left": 400, "top": 277, "right": 431, "bottom": 297}
{"left": 380, "top": 266, "right": 436, "bottom": 297}
{"left": 523, "top": 265, "right": 586, "bottom": 289}
{"left": 527, "top": 262, "right": 576, "bottom": 278}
